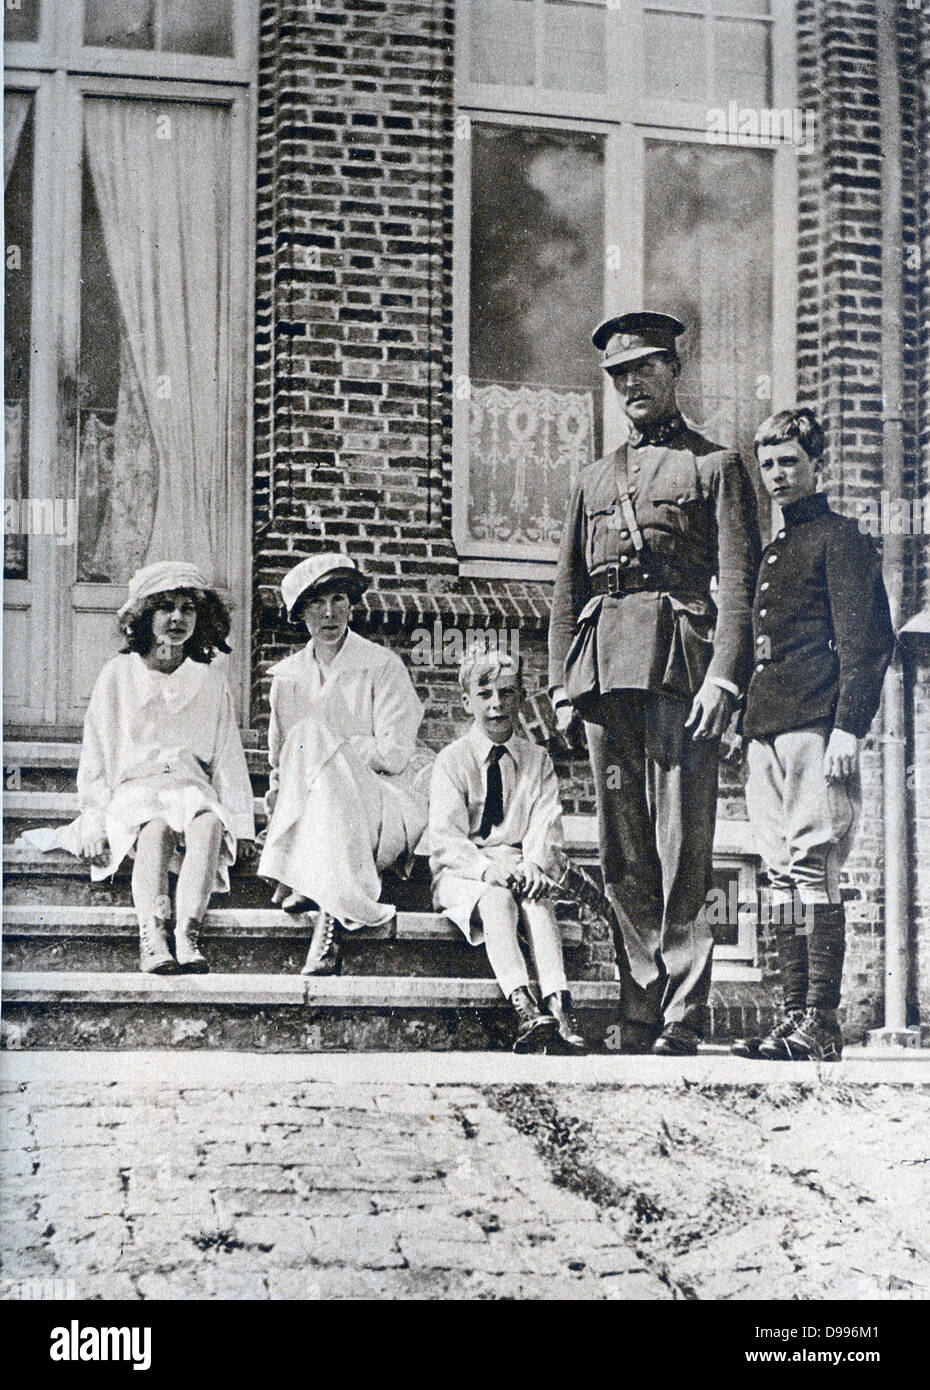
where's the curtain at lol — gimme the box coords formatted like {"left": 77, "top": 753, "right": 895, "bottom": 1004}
{"left": 78, "top": 338, "right": 158, "bottom": 582}
{"left": 469, "top": 383, "right": 594, "bottom": 549}
{"left": 4, "top": 92, "right": 30, "bottom": 189}
{"left": 83, "top": 98, "right": 230, "bottom": 582}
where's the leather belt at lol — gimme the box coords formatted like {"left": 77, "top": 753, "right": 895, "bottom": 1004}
{"left": 589, "top": 562, "right": 657, "bottom": 596}
{"left": 588, "top": 563, "right": 705, "bottom": 601}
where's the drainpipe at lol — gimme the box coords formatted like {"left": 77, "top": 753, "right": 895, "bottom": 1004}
{"left": 876, "top": 0, "right": 910, "bottom": 1039}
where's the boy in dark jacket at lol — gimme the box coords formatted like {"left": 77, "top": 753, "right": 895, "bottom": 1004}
{"left": 732, "top": 408, "right": 894, "bottom": 1061}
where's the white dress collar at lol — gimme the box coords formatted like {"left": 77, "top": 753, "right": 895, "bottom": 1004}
{"left": 268, "top": 628, "right": 390, "bottom": 679}
{"left": 128, "top": 651, "right": 209, "bottom": 714}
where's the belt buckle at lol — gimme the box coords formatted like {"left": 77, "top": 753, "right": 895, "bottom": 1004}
{"left": 605, "top": 563, "right": 620, "bottom": 594}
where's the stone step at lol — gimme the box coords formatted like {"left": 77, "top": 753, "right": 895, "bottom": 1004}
{"left": 1, "top": 903, "right": 584, "bottom": 975}
{"left": 3, "top": 790, "right": 270, "bottom": 826}
{"left": 4, "top": 739, "right": 269, "bottom": 776}
{"left": 1, "top": 791, "right": 603, "bottom": 853}
{"left": 0, "top": 971, "right": 621, "bottom": 1052}
{"left": 1, "top": 903, "right": 582, "bottom": 943}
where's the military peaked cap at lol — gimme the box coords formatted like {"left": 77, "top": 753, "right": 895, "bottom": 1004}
{"left": 592, "top": 311, "right": 685, "bottom": 372}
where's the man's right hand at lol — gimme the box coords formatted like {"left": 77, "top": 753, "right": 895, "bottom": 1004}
{"left": 554, "top": 701, "right": 578, "bottom": 734}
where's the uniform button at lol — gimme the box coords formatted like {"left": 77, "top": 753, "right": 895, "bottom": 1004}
{"left": 676, "top": 494, "right": 686, "bottom": 504}
{"left": 619, "top": 529, "right": 629, "bottom": 539}
{"left": 777, "top": 529, "right": 785, "bottom": 539}
{"left": 630, "top": 464, "right": 639, "bottom": 474}
{"left": 759, "top": 607, "right": 767, "bottom": 617}
{"left": 760, "top": 581, "right": 770, "bottom": 591}
{"left": 767, "top": 554, "right": 778, "bottom": 564}
{"left": 642, "top": 571, "right": 651, "bottom": 581}
{"left": 619, "top": 555, "right": 629, "bottom": 566}
{"left": 756, "top": 662, "right": 765, "bottom": 672}
{"left": 756, "top": 635, "right": 766, "bottom": 646}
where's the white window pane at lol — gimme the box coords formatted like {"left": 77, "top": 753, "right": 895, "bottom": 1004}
{"left": 470, "top": 0, "right": 536, "bottom": 86}
{"left": 469, "top": 124, "right": 604, "bottom": 552}
{"left": 84, "top": 0, "right": 155, "bottom": 49}
{"left": 163, "top": 0, "right": 234, "bottom": 57}
{"left": 643, "top": 12, "right": 706, "bottom": 102}
{"left": 713, "top": 18, "right": 771, "bottom": 105}
{"left": 4, "top": 0, "right": 40, "bottom": 42}
{"left": 643, "top": 140, "right": 774, "bottom": 496}
{"left": 543, "top": 1, "right": 606, "bottom": 93}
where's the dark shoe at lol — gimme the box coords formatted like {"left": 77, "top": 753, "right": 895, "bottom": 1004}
{"left": 174, "top": 917, "right": 209, "bottom": 974}
{"left": 652, "top": 1023, "right": 701, "bottom": 1057}
{"left": 510, "top": 986, "right": 558, "bottom": 1054}
{"left": 734, "top": 1009, "right": 805, "bottom": 1059}
{"left": 301, "top": 911, "right": 344, "bottom": 976}
{"left": 780, "top": 1007, "right": 843, "bottom": 1062}
{"left": 614, "top": 1020, "right": 661, "bottom": 1054}
{"left": 138, "top": 915, "right": 178, "bottom": 975}
{"left": 543, "top": 990, "right": 588, "bottom": 1055}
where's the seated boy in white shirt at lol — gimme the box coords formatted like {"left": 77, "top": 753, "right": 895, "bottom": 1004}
{"left": 428, "top": 649, "right": 587, "bottom": 1054}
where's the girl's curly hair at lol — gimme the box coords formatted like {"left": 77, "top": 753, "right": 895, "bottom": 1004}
{"left": 119, "top": 588, "right": 232, "bottom": 664}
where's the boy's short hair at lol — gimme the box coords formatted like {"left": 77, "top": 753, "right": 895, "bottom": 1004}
{"left": 753, "top": 406, "right": 826, "bottom": 462}
{"left": 457, "top": 648, "right": 522, "bottom": 695}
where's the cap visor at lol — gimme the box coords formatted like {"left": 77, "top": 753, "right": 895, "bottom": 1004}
{"left": 602, "top": 346, "right": 666, "bottom": 372}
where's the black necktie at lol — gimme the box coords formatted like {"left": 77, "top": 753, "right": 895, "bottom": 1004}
{"left": 477, "top": 746, "right": 505, "bottom": 840}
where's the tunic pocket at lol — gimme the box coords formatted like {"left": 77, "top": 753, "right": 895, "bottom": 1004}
{"left": 564, "top": 594, "right": 604, "bottom": 716}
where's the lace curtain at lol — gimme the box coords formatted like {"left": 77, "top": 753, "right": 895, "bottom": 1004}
{"left": 81, "top": 98, "right": 231, "bottom": 583}
{"left": 468, "top": 383, "right": 594, "bottom": 550}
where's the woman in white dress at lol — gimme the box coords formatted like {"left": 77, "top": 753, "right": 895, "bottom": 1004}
{"left": 258, "top": 552, "right": 427, "bottom": 975}
{"left": 21, "top": 562, "right": 255, "bottom": 974}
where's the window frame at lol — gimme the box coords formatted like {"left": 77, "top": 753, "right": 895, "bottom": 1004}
{"left": 3, "top": 0, "right": 258, "bottom": 724}
{"left": 4, "top": 0, "right": 254, "bottom": 84}
{"left": 453, "top": 0, "right": 798, "bottom": 576}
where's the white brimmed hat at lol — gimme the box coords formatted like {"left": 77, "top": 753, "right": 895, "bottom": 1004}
{"left": 117, "top": 561, "right": 213, "bottom": 622}
{"left": 281, "top": 552, "right": 369, "bottom": 619}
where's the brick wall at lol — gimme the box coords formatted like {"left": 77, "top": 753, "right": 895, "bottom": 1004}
{"left": 250, "top": 0, "right": 930, "bottom": 1032}
{"left": 794, "top": 0, "right": 927, "bottom": 1037}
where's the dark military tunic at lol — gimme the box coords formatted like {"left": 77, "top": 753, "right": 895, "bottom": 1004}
{"left": 548, "top": 413, "right": 761, "bottom": 1036}
{"left": 743, "top": 491, "right": 894, "bottom": 740}
{"left": 549, "top": 415, "right": 760, "bottom": 705}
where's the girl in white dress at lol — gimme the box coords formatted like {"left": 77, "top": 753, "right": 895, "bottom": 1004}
{"left": 258, "top": 552, "right": 427, "bottom": 975}
{"left": 22, "top": 562, "right": 255, "bottom": 974}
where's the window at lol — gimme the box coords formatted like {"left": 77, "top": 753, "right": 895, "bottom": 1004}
{"left": 83, "top": 0, "right": 234, "bottom": 58}
{"left": 3, "top": 0, "right": 256, "bottom": 725}
{"left": 4, "top": 90, "right": 34, "bottom": 580}
{"left": 454, "top": 0, "right": 796, "bottom": 572}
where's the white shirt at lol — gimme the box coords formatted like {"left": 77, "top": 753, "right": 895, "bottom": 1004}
{"left": 428, "top": 725, "right": 564, "bottom": 882}
{"left": 76, "top": 652, "right": 255, "bottom": 841}
{"left": 266, "top": 628, "right": 423, "bottom": 790}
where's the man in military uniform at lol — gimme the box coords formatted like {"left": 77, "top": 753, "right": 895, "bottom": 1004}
{"left": 549, "top": 312, "right": 761, "bottom": 1055}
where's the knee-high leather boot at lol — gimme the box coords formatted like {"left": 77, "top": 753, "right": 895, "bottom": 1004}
{"left": 735, "top": 916, "right": 809, "bottom": 1059}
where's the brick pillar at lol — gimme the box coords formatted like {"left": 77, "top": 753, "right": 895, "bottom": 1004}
{"left": 794, "top": 0, "right": 924, "bottom": 1036}
{"left": 251, "top": 0, "right": 456, "bottom": 722}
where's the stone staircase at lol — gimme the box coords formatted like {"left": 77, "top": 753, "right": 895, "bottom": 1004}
{"left": 1, "top": 739, "right": 622, "bottom": 1050}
